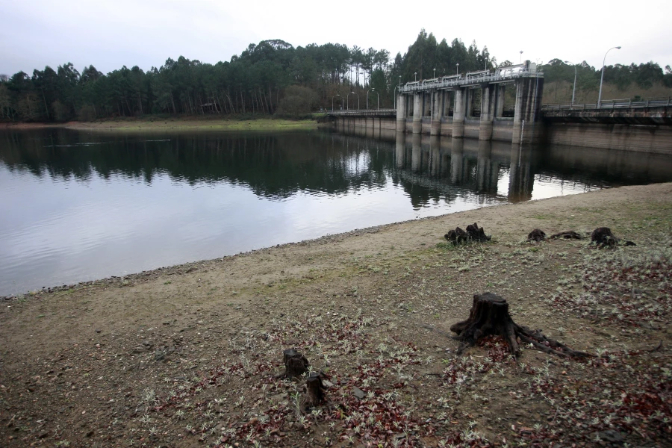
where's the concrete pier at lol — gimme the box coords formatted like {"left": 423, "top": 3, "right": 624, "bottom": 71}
{"left": 512, "top": 77, "right": 544, "bottom": 144}
{"left": 453, "top": 89, "right": 465, "bottom": 138}
{"left": 412, "top": 93, "right": 422, "bottom": 134}
{"left": 478, "top": 85, "right": 495, "bottom": 141}
{"left": 396, "top": 95, "right": 406, "bottom": 131}
{"left": 430, "top": 91, "right": 441, "bottom": 136}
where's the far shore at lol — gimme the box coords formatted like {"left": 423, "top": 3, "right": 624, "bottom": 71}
{"left": 0, "top": 116, "right": 320, "bottom": 132}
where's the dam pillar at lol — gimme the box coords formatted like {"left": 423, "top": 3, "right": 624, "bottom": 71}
{"left": 412, "top": 93, "right": 423, "bottom": 134}
{"left": 495, "top": 85, "right": 505, "bottom": 118}
{"left": 430, "top": 91, "right": 443, "bottom": 136}
{"left": 512, "top": 76, "right": 544, "bottom": 144}
{"left": 479, "top": 84, "right": 495, "bottom": 141}
{"left": 453, "top": 88, "right": 466, "bottom": 138}
{"left": 396, "top": 94, "right": 407, "bottom": 132}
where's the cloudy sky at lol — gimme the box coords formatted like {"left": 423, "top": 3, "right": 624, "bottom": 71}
{"left": 1, "top": 0, "right": 670, "bottom": 77}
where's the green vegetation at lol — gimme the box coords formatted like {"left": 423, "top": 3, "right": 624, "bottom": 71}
{"left": 0, "top": 31, "right": 670, "bottom": 123}
{"left": 541, "top": 58, "right": 672, "bottom": 104}
{"left": 0, "top": 31, "right": 498, "bottom": 123}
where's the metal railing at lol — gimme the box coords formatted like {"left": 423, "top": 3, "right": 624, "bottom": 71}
{"left": 398, "top": 70, "right": 543, "bottom": 94}
{"left": 542, "top": 97, "right": 671, "bottom": 111}
{"left": 327, "top": 108, "right": 396, "bottom": 116}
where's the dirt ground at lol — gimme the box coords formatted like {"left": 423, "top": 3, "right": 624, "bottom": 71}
{"left": 1, "top": 183, "right": 671, "bottom": 447}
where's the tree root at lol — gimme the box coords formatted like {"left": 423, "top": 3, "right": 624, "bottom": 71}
{"left": 450, "top": 293, "right": 593, "bottom": 359}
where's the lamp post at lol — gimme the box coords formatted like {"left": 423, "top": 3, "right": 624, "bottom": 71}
{"left": 433, "top": 68, "right": 436, "bottom": 78}
{"left": 347, "top": 92, "right": 352, "bottom": 110}
{"left": 597, "top": 46, "right": 621, "bottom": 108}
{"left": 366, "top": 89, "right": 370, "bottom": 110}
{"left": 370, "top": 88, "right": 379, "bottom": 110}
{"left": 332, "top": 94, "right": 340, "bottom": 112}
{"left": 519, "top": 51, "right": 523, "bottom": 63}
{"left": 394, "top": 85, "right": 398, "bottom": 109}
{"left": 456, "top": 63, "right": 459, "bottom": 75}
{"left": 565, "top": 61, "right": 577, "bottom": 106}
{"left": 414, "top": 72, "right": 417, "bottom": 82}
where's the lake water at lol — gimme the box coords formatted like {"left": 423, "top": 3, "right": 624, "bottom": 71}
{"left": 1, "top": 128, "right": 671, "bottom": 296}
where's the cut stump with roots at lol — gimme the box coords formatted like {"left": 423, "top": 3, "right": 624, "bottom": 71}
{"left": 450, "top": 293, "right": 592, "bottom": 359}
{"left": 280, "top": 349, "right": 309, "bottom": 378}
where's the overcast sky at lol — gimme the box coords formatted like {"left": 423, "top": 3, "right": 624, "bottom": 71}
{"left": 1, "top": 0, "right": 670, "bottom": 77}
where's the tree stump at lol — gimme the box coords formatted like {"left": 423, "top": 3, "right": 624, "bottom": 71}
{"left": 450, "top": 293, "right": 592, "bottom": 359}
{"left": 591, "top": 227, "right": 618, "bottom": 248}
{"left": 444, "top": 223, "right": 491, "bottom": 245}
{"left": 466, "top": 223, "right": 491, "bottom": 242}
{"left": 280, "top": 349, "right": 309, "bottom": 378}
{"left": 527, "top": 229, "right": 546, "bottom": 242}
{"left": 590, "top": 227, "right": 635, "bottom": 248}
{"left": 305, "top": 372, "right": 327, "bottom": 407}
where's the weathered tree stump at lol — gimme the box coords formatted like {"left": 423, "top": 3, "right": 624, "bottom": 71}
{"left": 280, "top": 349, "right": 309, "bottom": 378}
{"left": 591, "top": 227, "right": 635, "bottom": 248}
{"left": 445, "top": 223, "right": 491, "bottom": 245}
{"left": 450, "top": 293, "right": 592, "bottom": 359}
{"left": 305, "top": 372, "right": 327, "bottom": 407}
{"left": 466, "top": 223, "right": 491, "bottom": 242}
{"left": 527, "top": 229, "right": 546, "bottom": 242}
{"left": 591, "top": 227, "right": 617, "bottom": 248}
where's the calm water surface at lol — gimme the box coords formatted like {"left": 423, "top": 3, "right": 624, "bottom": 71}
{"left": 1, "top": 128, "right": 671, "bottom": 296}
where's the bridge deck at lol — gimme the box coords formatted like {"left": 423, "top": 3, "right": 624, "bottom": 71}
{"left": 327, "top": 109, "right": 396, "bottom": 117}
{"left": 399, "top": 71, "right": 543, "bottom": 93}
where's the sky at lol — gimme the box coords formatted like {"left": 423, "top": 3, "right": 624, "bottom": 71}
{"left": 1, "top": 0, "right": 671, "bottom": 77}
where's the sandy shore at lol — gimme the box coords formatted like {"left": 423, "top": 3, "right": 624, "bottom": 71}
{"left": 1, "top": 183, "right": 671, "bottom": 447}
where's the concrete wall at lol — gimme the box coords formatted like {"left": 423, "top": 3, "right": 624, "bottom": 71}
{"left": 544, "top": 123, "right": 672, "bottom": 154}
{"left": 329, "top": 113, "right": 672, "bottom": 155}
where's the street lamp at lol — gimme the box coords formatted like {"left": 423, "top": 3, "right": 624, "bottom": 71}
{"left": 367, "top": 88, "right": 379, "bottom": 110}
{"left": 597, "top": 46, "right": 621, "bottom": 108}
{"left": 433, "top": 68, "right": 436, "bottom": 78}
{"left": 332, "top": 94, "right": 340, "bottom": 112}
{"left": 564, "top": 61, "right": 577, "bottom": 106}
{"left": 519, "top": 51, "right": 523, "bottom": 63}
{"left": 456, "top": 63, "right": 459, "bottom": 75}
{"left": 393, "top": 85, "right": 398, "bottom": 109}
{"left": 414, "top": 72, "right": 417, "bottom": 82}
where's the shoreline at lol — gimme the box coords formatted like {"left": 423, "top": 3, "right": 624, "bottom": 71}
{"left": 1, "top": 183, "right": 671, "bottom": 447}
{"left": 0, "top": 116, "right": 319, "bottom": 132}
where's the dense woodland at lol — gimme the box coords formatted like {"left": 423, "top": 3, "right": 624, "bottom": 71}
{"left": 1, "top": 30, "right": 671, "bottom": 122}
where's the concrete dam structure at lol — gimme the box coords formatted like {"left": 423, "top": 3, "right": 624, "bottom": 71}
{"left": 326, "top": 62, "right": 672, "bottom": 154}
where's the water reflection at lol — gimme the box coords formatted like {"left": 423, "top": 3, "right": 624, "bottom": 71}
{"left": 1, "top": 128, "right": 671, "bottom": 296}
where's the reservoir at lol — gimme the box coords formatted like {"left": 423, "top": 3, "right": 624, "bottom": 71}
{"left": 1, "top": 128, "right": 671, "bottom": 296}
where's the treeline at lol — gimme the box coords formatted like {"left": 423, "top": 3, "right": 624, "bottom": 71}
{"left": 1, "top": 30, "right": 670, "bottom": 122}
{"left": 0, "top": 30, "right": 498, "bottom": 122}
{"left": 542, "top": 59, "right": 672, "bottom": 96}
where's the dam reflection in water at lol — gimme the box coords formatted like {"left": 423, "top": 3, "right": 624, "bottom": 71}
{"left": 1, "top": 128, "right": 670, "bottom": 296}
